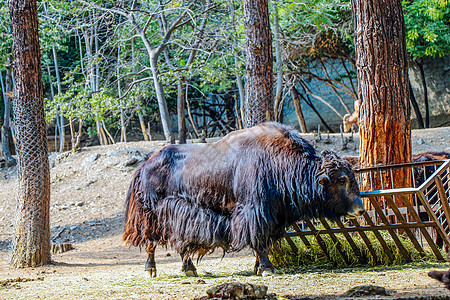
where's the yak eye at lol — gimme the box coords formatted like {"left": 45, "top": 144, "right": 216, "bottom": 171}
{"left": 338, "top": 176, "right": 347, "bottom": 184}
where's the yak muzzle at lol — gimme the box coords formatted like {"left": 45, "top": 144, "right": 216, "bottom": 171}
{"left": 346, "top": 197, "right": 365, "bottom": 219}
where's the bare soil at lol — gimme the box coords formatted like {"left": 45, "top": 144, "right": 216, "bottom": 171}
{"left": 0, "top": 127, "right": 449, "bottom": 300}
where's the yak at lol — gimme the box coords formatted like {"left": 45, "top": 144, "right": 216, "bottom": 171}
{"left": 123, "top": 122, "right": 365, "bottom": 277}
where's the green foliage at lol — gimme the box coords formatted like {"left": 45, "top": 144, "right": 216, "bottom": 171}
{"left": 403, "top": 0, "right": 450, "bottom": 60}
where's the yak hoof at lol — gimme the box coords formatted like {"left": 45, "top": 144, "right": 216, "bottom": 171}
{"left": 257, "top": 267, "right": 274, "bottom": 276}
{"left": 261, "top": 270, "right": 274, "bottom": 277}
{"left": 147, "top": 268, "right": 157, "bottom": 278}
{"left": 185, "top": 270, "right": 198, "bottom": 277}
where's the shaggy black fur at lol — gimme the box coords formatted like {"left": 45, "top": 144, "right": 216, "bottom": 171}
{"left": 123, "top": 122, "right": 364, "bottom": 273}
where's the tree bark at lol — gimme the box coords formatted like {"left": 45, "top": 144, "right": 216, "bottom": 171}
{"left": 9, "top": 0, "right": 51, "bottom": 267}
{"left": 352, "top": 0, "right": 411, "bottom": 194}
{"left": 243, "top": 0, "right": 274, "bottom": 127}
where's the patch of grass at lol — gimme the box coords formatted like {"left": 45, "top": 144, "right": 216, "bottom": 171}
{"left": 270, "top": 224, "right": 444, "bottom": 270}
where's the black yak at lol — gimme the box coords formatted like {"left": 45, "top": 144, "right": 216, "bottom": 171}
{"left": 123, "top": 122, "right": 364, "bottom": 277}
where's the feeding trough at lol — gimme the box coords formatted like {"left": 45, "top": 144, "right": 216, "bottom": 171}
{"left": 277, "top": 159, "right": 450, "bottom": 265}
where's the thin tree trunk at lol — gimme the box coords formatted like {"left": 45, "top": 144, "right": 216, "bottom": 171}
{"left": 186, "top": 90, "right": 199, "bottom": 137}
{"left": 273, "top": 0, "right": 283, "bottom": 122}
{"left": 409, "top": 78, "right": 424, "bottom": 129}
{"left": 231, "top": 0, "right": 245, "bottom": 129}
{"left": 0, "top": 66, "right": 16, "bottom": 166}
{"left": 298, "top": 82, "right": 335, "bottom": 133}
{"left": 117, "top": 44, "right": 126, "bottom": 143}
{"left": 52, "top": 47, "right": 65, "bottom": 152}
{"left": 149, "top": 52, "right": 174, "bottom": 143}
{"left": 289, "top": 79, "right": 307, "bottom": 133}
{"left": 416, "top": 61, "right": 429, "bottom": 128}
{"left": 352, "top": 0, "right": 411, "bottom": 198}
{"left": 177, "top": 82, "right": 187, "bottom": 144}
{"left": 138, "top": 109, "right": 150, "bottom": 141}
{"left": 9, "top": 0, "right": 51, "bottom": 267}
{"left": 243, "top": 0, "right": 274, "bottom": 127}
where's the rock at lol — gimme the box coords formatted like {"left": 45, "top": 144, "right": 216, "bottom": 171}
{"left": 124, "top": 157, "right": 140, "bottom": 167}
{"left": 206, "top": 282, "right": 268, "bottom": 299}
{"left": 417, "top": 138, "right": 425, "bottom": 145}
{"left": 341, "top": 285, "right": 391, "bottom": 297}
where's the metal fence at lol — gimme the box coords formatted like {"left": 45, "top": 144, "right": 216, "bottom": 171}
{"left": 279, "top": 160, "right": 450, "bottom": 264}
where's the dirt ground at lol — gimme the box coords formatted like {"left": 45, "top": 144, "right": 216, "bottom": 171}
{"left": 0, "top": 127, "right": 449, "bottom": 299}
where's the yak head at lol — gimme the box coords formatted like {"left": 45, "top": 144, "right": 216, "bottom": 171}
{"left": 317, "top": 150, "right": 365, "bottom": 220}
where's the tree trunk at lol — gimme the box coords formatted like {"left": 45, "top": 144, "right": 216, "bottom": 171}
{"left": 52, "top": 47, "right": 65, "bottom": 152}
{"left": 138, "top": 109, "right": 150, "bottom": 141}
{"left": 149, "top": 52, "right": 175, "bottom": 143}
{"left": 416, "top": 61, "right": 429, "bottom": 128}
{"left": 409, "top": 78, "right": 424, "bottom": 129}
{"left": 0, "top": 66, "right": 16, "bottom": 166}
{"left": 243, "top": 0, "right": 274, "bottom": 127}
{"left": 177, "top": 81, "right": 187, "bottom": 144}
{"left": 289, "top": 80, "right": 307, "bottom": 133}
{"left": 117, "top": 44, "right": 127, "bottom": 143}
{"left": 9, "top": 0, "right": 51, "bottom": 267}
{"left": 273, "top": 0, "right": 283, "bottom": 122}
{"left": 352, "top": 0, "right": 411, "bottom": 196}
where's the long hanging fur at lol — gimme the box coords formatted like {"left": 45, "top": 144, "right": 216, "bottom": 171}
{"left": 156, "top": 196, "right": 231, "bottom": 256}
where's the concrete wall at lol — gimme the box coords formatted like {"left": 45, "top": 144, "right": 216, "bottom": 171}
{"left": 283, "top": 55, "right": 450, "bottom": 132}
{"left": 409, "top": 55, "right": 450, "bottom": 127}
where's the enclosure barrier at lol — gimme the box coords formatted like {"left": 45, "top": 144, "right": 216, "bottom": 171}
{"left": 279, "top": 160, "right": 450, "bottom": 265}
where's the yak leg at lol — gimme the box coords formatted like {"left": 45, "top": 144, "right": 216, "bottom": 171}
{"left": 145, "top": 242, "right": 157, "bottom": 278}
{"left": 255, "top": 250, "right": 274, "bottom": 276}
{"left": 180, "top": 251, "right": 198, "bottom": 277}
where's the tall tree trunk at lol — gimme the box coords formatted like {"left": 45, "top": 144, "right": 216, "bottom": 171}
{"left": 231, "top": 0, "right": 245, "bottom": 129}
{"left": 138, "top": 109, "right": 150, "bottom": 141}
{"left": 0, "top": 65, "right": 16, "bottom": 166}
{"left": 416, "top": 61, "right": 429, "bottom": 128}
{"left": 273, "top": 0, "right": 283, "bottom": 122}
{"left": 177, "top": 81, "right": 187, "bottom": 144}
{"left": 52, "top": 47, "right": 65, "bottom": 152}
{"left": 9, "top": 0, "right": 51, "bottom": 267}
{"left": 409, "top": 78, "right": 424, "bottom": 129}
{"left": 117, "top": 44, "right": 126, "bottom": 143}
{"left": 149, "top": 52, "right": 174, "bottom": 143}
{"left": 352, "top": 0, "right": 411, "bottom": 196}
{"left": 289, "top": 79, "right": 307, "bottom": 133}
{"left": 243, "top": 0, "right": 274, "bottom": 127}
